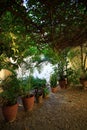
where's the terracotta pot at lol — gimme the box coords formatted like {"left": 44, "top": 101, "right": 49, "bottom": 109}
{"left": 2, "top": 103, "right": 18, "bottom": 122}
{"left": 80, "top": 78, "right": 84, "bottom": 85}
{"left": 83, "top": 80, "right": 87, "bottom": 90}
{"left": 51, "top": 87, "right": 58, "bottom": 93}
{"left": 38, "top": 94, "right": 43, "bottom": 103}
{"left": 36, "top": 93, "right": 43, "bottom": 103}
{"left": 22, "top": 95, "right": 34, "bottom": 111}
{"left": 44, "top": 94, "right": 49, "bottom": 99}
{"left": 59, "top": 79, "right": 67, "bottom": 89}
{"left": 80, "top": 78, "right": 87, "bottom": 90}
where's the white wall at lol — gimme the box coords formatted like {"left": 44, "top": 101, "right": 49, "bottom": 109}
{"left": 16, "top": 62, "right": 54, "bottom": 83}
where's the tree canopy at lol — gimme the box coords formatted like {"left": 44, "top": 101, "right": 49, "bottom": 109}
{"left": 0, "top": 0, "right": 87, "bottom": 58}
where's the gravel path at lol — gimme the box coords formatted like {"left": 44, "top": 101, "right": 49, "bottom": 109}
{"left": 0, "top": 88, "right": 87, "bottom": 130}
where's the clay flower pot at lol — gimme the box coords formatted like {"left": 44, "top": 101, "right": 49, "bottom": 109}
{"left": 2, "top": 103, "right": 18, "bottom": 122}
{"left": 22, "top": 94, "right": 35, "bottom": 111}
{"left": 51, "top": 87, "right": 58, "bottom": 93}
{"left": 83, "top": 80, "right": 87, "bottom": 90}
{"left": 59, "top": 79, "right": 67, "bottom": 89}
{"left": 35, "top": 92, "right": 43, "bottom": 103}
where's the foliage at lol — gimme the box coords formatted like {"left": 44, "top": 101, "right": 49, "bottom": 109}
{"left": 0, "top": 0, "right": 87, "bottom": 58}
{"left": 80, "top": 44, "right": 87, "bottom": 74}
{"left": 0, "top": 10, "right": 44, "bottom": 71}
{"left": 0, "top": 74, "right": 20, "bottom": 106}
{"left": 50, "top": 72, "right": 58, "bottom": 88}
{"left": 67, "top": 68, "right": 80, "bottom": 85}
{"left": 0, "top": 9, "right": 50, "bottom": 74}
{"left": 43, "top": 47, "right": 70, "bottom": 80}
{"left": 0, "top": 54, "right": 18, "bottom": 71}
{"left": 0, "top": 0, "right": 87, "bottom": 91}
{"left": 18, "top": 75, "right": 35, "bottom": 97}
{"left": 57, "top": 49, "right": 70, "bottom": 80}
{"left": 27, "top": 0, "right": 87, "bottom": 50}
{"left": 32, "top": 77, "right": 46, "bottom": 89}
{"left": 80, "top": 72, "right": 87, "bottom": 80}
{"left": 43, "top": 87, "right": 50, "bottom": 97}
{"left": 68, "top": 45, "right": 87, "bottom": 80}
{"left": 0, "top": 0, "right": 87, "bottom": 71}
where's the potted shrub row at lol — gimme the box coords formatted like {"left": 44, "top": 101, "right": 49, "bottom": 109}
{"left": 0, "top": 73, "right": 50, "bottom": 122}
{"left": 0, "top": 74, "right": 35, "bottom": 122}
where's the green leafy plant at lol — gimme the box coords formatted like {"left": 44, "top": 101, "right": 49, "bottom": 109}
{"left": 0, "top": 74, "right": 20, "bottom": 106}
{"left": 32, "top": 77, "right": 47, "bottom": 101}
{"left": 19, "top": 75, "right": 35, "bottom": 97}
{"left": 32, "top": 78, "right": 46, "bottom": 89}
{"left": 50, "top": 73, "right": 58, "bottom": 88}
{"left": 43, "top": 87, "right": 50, "bottom": 97}
{"left": 80, "top": 71, "right": 87, "bottom": 82}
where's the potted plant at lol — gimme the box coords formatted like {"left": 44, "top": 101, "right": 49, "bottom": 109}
{"left": 57, "top": 57, "right": 68, "bottom": 89}
{"left": 33, "top": 78, "right": 44, "bottom": 103}
{"left": 50, "top": 73, "right": 58, "bottom": 93}
{"left": 58, "top": 75, "right": 67, "bottom": 89}
{"left": 19, "top": 76, "right": 35, "bottom": 111}
{"left": 0, "top": 73, "right": 19, "bottom": 122}
{"left": 40, "top": 79, "right": 50, "bottom": 98}
{"left": 35, "top": 78, "right": 50, "bottom": 99}
{"left": 43, "top": 86, "right": 50, "bottom": 99}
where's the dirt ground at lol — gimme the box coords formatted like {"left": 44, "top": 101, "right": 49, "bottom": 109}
{"left": 0, "top": 87, "right": 87, "bottom": 130}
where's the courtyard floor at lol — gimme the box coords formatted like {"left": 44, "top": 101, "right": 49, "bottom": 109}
{"left": 0, "top": 87, "right": 87, "bottom": 130}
